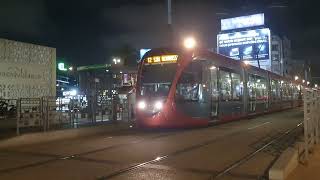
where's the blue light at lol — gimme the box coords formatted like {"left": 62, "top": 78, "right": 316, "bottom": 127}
{"left": 140, "top": 49, "right": 151, "bottom": 59}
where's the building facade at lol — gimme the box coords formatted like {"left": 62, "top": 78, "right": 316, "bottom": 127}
{"left": 77, "top": 64, "right": 137, "bottom": 98}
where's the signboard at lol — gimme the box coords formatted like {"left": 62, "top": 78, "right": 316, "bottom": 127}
{"left": 77, "top": 64, "right": 111, "bottom": 71}
{"left": 221, "top": 13, "right": 264, "bottom": 31}
{"left": 140, "top": 49, "right": 151, "bottom": 59}
{"left": 217, "top": 28, "right": 271, "bottom": 70}
{"left": 0, "top": 38, "right": 56, "bottom": 99}
{"left": 58, "top": 62, "right": 67, "bottom": 71}
{"left": 145, "top": 55, "right": 178, "bottom": 65}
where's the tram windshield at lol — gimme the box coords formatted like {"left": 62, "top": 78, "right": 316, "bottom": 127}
{"left": 140, "top": 63, "right": 177, "bottom": 97}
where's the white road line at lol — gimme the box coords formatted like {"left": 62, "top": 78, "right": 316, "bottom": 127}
{"left": 248, "top": 122, "right": 271, "bottom": 130}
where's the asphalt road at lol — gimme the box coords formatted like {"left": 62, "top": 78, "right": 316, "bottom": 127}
{"left": 0, "top": 109, "right": 303, "bottom": 180}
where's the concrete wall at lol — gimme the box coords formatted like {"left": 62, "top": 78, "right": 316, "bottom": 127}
{"left": 0, "top": 38, "right": 56, "bottom": 99}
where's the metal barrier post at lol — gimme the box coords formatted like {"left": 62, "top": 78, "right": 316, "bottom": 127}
{"left": 311, "top": 91, "right": 315, "bottom": 146}
{"left": 317, "top": 90, "right": 320, "bottom": 144}
{"left": 303, "top": 88, "right": 310, "bottom": 161}
{"left": 318, "top": 90, "right": 320, "bottom": 142}
{"left": 16, "top": 98, "right": 21, "bottom": 136}
{"left": 314, "top": 90, "right": 319, "bottom": 144}
{"left": 46, "top": 97, "right": 49, "bottom": 131}
{"left": 42, "top": 97, "right": 46, "bottom": 132}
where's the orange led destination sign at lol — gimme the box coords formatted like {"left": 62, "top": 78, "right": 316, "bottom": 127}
{"left": 146, "top": 55, "right": 178, "bottom": 64}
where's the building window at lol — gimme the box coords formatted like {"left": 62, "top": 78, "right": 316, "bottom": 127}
{"left": 272, "top": 44, "right": 279, "bottom": 51}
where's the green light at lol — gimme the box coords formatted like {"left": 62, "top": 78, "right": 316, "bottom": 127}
{"left": 58, "top": 63, "right": 67, "bottom": 71}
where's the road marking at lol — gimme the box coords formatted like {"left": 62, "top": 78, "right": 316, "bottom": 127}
{"left": 248, "top": 122, "right": 271, "bottom": 130}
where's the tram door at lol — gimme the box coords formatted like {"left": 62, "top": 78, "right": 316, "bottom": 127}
{"left": 248, "top": 75, "right": 256, "bottom": 113}
{"left": 248, "top": 74, "right": 268, "bottom": 114}
{"left": 209, "top": 65, "right": 218, "bottom": 118}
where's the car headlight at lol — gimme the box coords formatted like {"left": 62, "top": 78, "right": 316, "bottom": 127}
{"left": 154, "top": 101, "right": 163, "bottom": 111}
{"left": 137, "top": 101, "right": 146, "bottom": 110}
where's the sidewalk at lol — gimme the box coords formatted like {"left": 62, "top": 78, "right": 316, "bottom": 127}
{"left": 287, "top": 145, "right": 320, "bottom": 180}
{"left": 0, "top": 121, "right": 133, "bottom": 149}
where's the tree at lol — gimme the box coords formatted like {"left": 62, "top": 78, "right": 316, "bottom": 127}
{"left": 113, "top": 44, "right": 139, "bottom": 66}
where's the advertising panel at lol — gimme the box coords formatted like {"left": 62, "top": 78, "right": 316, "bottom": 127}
{"left": 0, "top": 38, "right": 56, "bottom": 99}
{"left": 217, "top": 28, "right": 271, "bottom": 70}
{"left": 221, "top": 13, "right": 264, "bottom": 31}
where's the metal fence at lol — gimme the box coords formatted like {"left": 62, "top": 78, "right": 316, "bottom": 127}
{"left": 0, "top": 95, "right": 134, "bottom": 136}
{"left": 303, "top": 88, "right": 320, "bottom": 161}
{"left": 0, "top": 99, "right": 17, "bottom": 120}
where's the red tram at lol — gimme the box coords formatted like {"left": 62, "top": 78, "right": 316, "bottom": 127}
{"left": 136, "top": 48, "right": 302, "bottom": 128}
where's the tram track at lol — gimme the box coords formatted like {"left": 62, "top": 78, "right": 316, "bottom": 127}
{"left": 210, "top": 122, "right": 303, "bottom": 180}
{"left": 0, "top": 128, "right": 188, "bottom": 174}
{"left": 97, "top": 121, "right": 303, "bottom": 180}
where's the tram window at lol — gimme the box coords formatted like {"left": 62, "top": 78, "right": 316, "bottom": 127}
{"left": 220, "top": 70, "right": 232, "bottom": 101}
{"left": 210, "top": 67, "right": 218, "bottom": 99}
{"left": 293, "top": 85, "right": 300, "bottom": 100}
{"left": 231, "top": 73, "right": 242, "bottom": 101}
{"left": 281, "top": 82, "right": 287, "bottom": 100}
{"left": 271, "top": 80, "right": 280, "bottom": 100}
{"left": 176, "top": 62, "right": 202, "bottom": 101}
{"left": 248, "top": 75, "right": 256, "bottom": 100}
{"left": 255, "top": 76, "right": 267, "bottom": 100}
{"left": 281, "top": 82, "right": 290, "bottom": 101}
{"left": 288, "top": 83, "right": 293, "bottom": 99}
{"left": 248, "top": 74, "right": 267, "bottom": 101}
{"left": 141, "top": 83, "right": 171, "bottom": 97}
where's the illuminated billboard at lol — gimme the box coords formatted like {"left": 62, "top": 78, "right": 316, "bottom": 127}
{"left": 140, "top": 49, "right": 151, "bottom": 59}
{"left": 221, "top": 13, "right": 264, "bottom": 31}
{"left": 217, "top": 28, "right": 271, "bottom": 70}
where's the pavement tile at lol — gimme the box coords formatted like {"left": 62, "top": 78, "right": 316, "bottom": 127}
{"left": 0, "top": 151, "right": 54, "bottom": 172}
{"left": 0, "top": 159, "right": 125, "bottom": 180}
{"left": 110, "top": 166, "right": 211, "bottom": 180}
{"left": 287, "top": 145, "right": 320, "bottom": 180}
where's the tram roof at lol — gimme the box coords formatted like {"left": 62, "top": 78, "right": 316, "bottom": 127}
{"left": 142, "top": 47, "right": 297, "bottom": 84}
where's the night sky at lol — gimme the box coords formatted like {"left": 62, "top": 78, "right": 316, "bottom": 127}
{"left": 0, "top": 0, "right": 319, "bottom": 67}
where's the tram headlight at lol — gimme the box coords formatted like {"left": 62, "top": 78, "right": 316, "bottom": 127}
{"left": 154, "top": 101, "right": 163, "bottom": 111}
{"left": 137, "top": 101, "right": 146, "bottom": 110}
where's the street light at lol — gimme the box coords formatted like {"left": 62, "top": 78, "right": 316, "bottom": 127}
{"left": 307, "top": 81, "right": 310, "bottom": 85}
{"left": 113, "top": 58, "right": 121, "bottom": 65}
{"left": 315, "top": 84, "right": 318, "bottom": 88}
{"left": 243, "top": 60, "right": 250, "bottom": 65}
{"left": 302, "top": 80, "right": 305, "bottom": 83}
{"left": 294, "top": 76, "right": 299, "bottom": 81}
{"left": 69, "top": 66, "right": 73, "bottom": 71}
{"left": 183, "top": 37, "right": 196, "bottom": 49}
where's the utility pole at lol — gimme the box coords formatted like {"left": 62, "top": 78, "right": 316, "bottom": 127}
{"left": 255, "top": 38, "right": 266, "bottom": 69}
{"left": 167, "top": 0, "right": 172, "bottom": 26}
{"left": 167, "top": 0, "right": 173, "bottom": 46}
{"left": 256, "top": 45, "right": 261, "bottom": 69}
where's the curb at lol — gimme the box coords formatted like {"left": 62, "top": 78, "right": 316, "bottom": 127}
{"left": 269, "top": 147, "right": 299, "bottom": 180}
{"left": 0, "top": 123, "right": 133, "bottom": 149}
